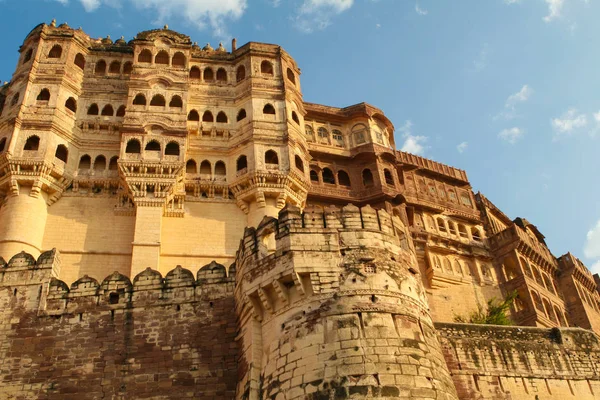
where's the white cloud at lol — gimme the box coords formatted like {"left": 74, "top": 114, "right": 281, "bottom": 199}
{"left": 80, "top": 0, "right": 101, "bottom": 11}
{"left": 544, "top": 0, "right": 565, "bottom": 22}
{"left": 398, "top": 120, "right": 428, "bottom": 155}
{"left": 473, "top": 43, "right": 489, "bottom": 71}
{"left": 415, "top": 3, "right": 428, "bottom": 15}
{"left": 495, "top": 84, "right": 533, "bottom": 120}
{"left": 584, "top": 219, "right": 600, "bottom": 274}
{"left": 456, "top": 142, "right": 468, "bottom": 153}
{"left": 498, "top": 127, "right": 524, "bottom": 144}
{"left": 504, "top": 0, "right": 520, "bottom": 4}
{"left": 294, "top": 0, "right": 354, "bottom": 32}
{"left": 551, "top": 108, "right": 587, "bottom": 138}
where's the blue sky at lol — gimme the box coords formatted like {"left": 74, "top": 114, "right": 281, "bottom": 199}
{"left": 2, "top": 0, "right": 600, "bottom": 273}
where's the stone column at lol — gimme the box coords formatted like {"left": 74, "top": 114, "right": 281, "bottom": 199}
{"left": 130, "top": 205, "right": 163, "bottom": 276}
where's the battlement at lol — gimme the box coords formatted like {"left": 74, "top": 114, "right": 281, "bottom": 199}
{"left": 397, "top": 150, "right": 469, "bottom": 184}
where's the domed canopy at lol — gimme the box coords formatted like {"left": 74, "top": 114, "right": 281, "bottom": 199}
{"left": 134, "top": 26, "right": 192, "bottom": 45}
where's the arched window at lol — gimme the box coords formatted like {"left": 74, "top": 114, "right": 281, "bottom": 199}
{"left": 101, "top": 104, "right": 114, "bottom": 116}
{"left": 145, "top": 141, "right": 161, "bottom": 151}
{"left": 95, "top": 60, "right": 107, "bottom": 76}
{"left": 519, "top": 257, "right": 533, "bottom": 278}
{"left": 200, "top": 160, "right": 211, "bottom": 175}
{"left": 116, "top": 105, "right": 126, "bottom": 117}
{"left": 237, "top": 109, "right": 247, "bottom": 121}
{"left": 215, "top": 161, "right": 226, "bottom": 176}
{"left": 109, "top": 61, "right": 121, "bottom": 74}
{"left": 471, "top": 227, "right": 482, "bottom": 241}
{"left": 123, "top": 62, "right": 132, "bottom": 74}
{"left": 294, "top": 155, "right": 304, "bottom": 172}
{"left": 286, "top": 68, "right": 296, "bottom": 85}
{"left": 169, "top": 95, "right": 183, "bottom": 108}
{"left": 24, "top": 136, "right": 40, "bottom": 151}
{"left": 133, "top": 94, "right": 146, "bottom": 106}
{"left": 138, "top": 49, "right": 152, "bottom": 63}
{"left": 384, "top": 169, "right": 394, "bottom": 186}
{"left": 172, "top": 52, "right": 186, "bottom": 67}
{"left": 260, "top": 60, "right": 274, "bottom": 75}
{"left": 79, "top": 154, "right": 91, "bottom": 169}
{"left": 437, "top": 218, "right": 447, "bottom": 233}
{"left": 202, "top": 111, "right": 214, "bottom": 122}
{"left": 165, "top": 142, "right": 180, "bottom": 156}
{"left": 55, "top": 145, "right": 68, "bottom": 163}
{"left": 362, "top": 169, "right": 374, "bottom": 187}
{"left": 332, "top": 129, "right": 344, "bottom": 147}
{"left": 318, "top": 127, "right": 329, "bottom": 144}
{"left": 155, "top": 50, "right": 169, "bottom": 65}
{"left": 65, "top": 97, "right": 77, "bottom": 113}
{"left": 310, "top": 170, "right": 319, "bottom": 182}
{"left": 23, "top": 48, "right": 33, "bottom": 64}
{"left": 216, "top": 111, "right": 228, "bottom": 123}
{"left": 87, "top": 104, "right": 99, "bottom": 115}
{"left": 0, "top": 138, "right": 6, "bottom": 152}
{"left": 265, "top": 150, "right": 279, "bottom": 165}
{"left": 48, "top": 45, "right": 62, "bottom": 59}
{"left": 458, "top": 224, "right": 468, "bottom": 238}
{"left": 109, "top": 156, "right": 118, "bottom": 170}
{"left": 236, "top": 65, "right": 246, "bottom": 82}
{"left": 454, "top": 260, "right": 464, "bottom": 275}
{"left": 190, "top": 66, "right": 201, "bottom": 79}
{"left": 186, "top": 159, "right": 197, "bottom": 174}
{"left": 554, "top": 306, "right": 566, "bottom": 326}
{"left": 150, "top": 95, "right": 165, "bottom": 107}
{"left": 305, "top": 125, "right": 314, "bottom": 140}
{"left": 531, "top": 291, "right": 544, "bottom": 311}
{"left": 37, "top": 89, "right": 50, "bottom": 101}
{"left": 291, "top": 111, "right": 300, "bottom": 125}
{"left": 94, "top": 155, "right": 106, "bottom": 171}
{"left": 338, "top": 170, "right": 351, "bottom": 187}
{"left": 236, "top": 155, "right": 247, "bottom": 171}
{"left": 322, "top": 168, "right": 335, "bottom": 184}
{"left": 125, "top": 139, "right": 141, "bottom": 153}
{"left": 204, "top": 68, "right": 214, "bottom": 81}
{"left": 216, "top": 68, "right": 227, "bottom": 82}
{"left": 188, "top": 110, "right": 200, "bottom": 121}
{"left": 263, "top": 104, "right": 276, "bottom": 115}
{"left": 74, "top": 53, "right": 85, "bottom": 70}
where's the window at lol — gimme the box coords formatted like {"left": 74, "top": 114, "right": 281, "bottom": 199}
{"left": 461, "top": 193, "right": 472, "bottom": 206}
{"left": 65, "top": 97, "right": 77, "bottom": 113}
{"left": 265, "top": 150, "right": 279, "bottom": 165}
{"left": 291, "top": 111, "right": 300, "bottom": 125}
{"left": 190, "top": 66, "right": 201, "bottom": 79}
{"left": 172, "top": 52, "right": 186, "bottom": 67}
{"left": 109, "top": 61, "right": 121, "bottom": 74}
{"left": 236, "top": 65, "right": 246, "bottom": 82}
{"left": 352, "top": 124, "right": 368, "bottom": 145}
{"left": 215, "top": 161, "right": 226, "bottom": 176}
{"left": 458, "top": 224, "right": 468, "bottom": 238}
{"left": 322, "top": 168, "right": 335, "bottom": 184}
{"left": 428, "top": 185, "right": 436, "bottom": 196}
{"left": 332, "top": 130, "right": 344, "bottom": 147}
{"left": 384, "top": 169, "right": 394, "bottom": 186}
{"left": 125, "top": 139, "right": 141, "bottom": 153}
{"left": 101, "top": 105, "right": 114, "bottom": 116}
{"left": 236, "top": 155, "right": 247, "bottom": 171}
{"left": 200, "top": 160, "right": 211, "bottom": 175}
{"left": 138, "top": 49, "right": 152, "bottom": 63}
{"left": 37, "top": 89, "right": 50, "bottom": 101}
{"left": 204, "top": 68, "right": 214, "bottom": 81}
{"left": 310, "top": 170, "right": 319, "bottom": 182}
{"left": 133, "top": 94, "right": 146, "bottom": 106}
{"left": 286, "top": 68, "right": 296, "bottom": 85}
{"left": 79, "top": 155, "right": 91, "bottom": 169}
{"left": 305, "top": 125, "right": 314, "bottom": 139}
{"left": 216, "top": 68, "right": 227, "bottom": 82}
{"left": 48, "top": 45, "right": 62, "bottom": 58}
{"left": 94, "top": 155, "right": 106, "bottom": 171}
{"left": 109, "top": 156, "right": 118, "bottom": 170}
{"left": 0, "top": 138, "right": 6, "bottom": 152}
{"left": 95, "top": 60, "right": 107, "bottom": 75}
{"left": 471, "top": 227, "right": 481, "bottom": 241}
{"left": 165, "top": 142, "right": 180, "bottom": 156}
{"left": 145, "top": 141, "right": 161, "bottom": 151}
{"left": 116, "top": 105, "right": 126, "bottom": 117}
{"left": 11, "top": 94, "right": 19, "bottom": 106}
{"left": 294, "top": 155, "right": 304, "bottom": 172}
{"left": 169, "top": 96, "right": 183, "bottom": 108}
{"left": 362, "top": 169, "right": 374, "bottom": 187}
{"left": 263, "top": 104, "right": 276, "bottom": 115}
{"left": 437, "top": 218, "right": 447, "bottom": 233}
{"left": 260, "top": 60, "right": 274, "bottom": 75}
{"left": 74, "top": 53, "right": 85, "bottom": 70}
{"left": 237, "top": 109, "right": 247, "bottom": 121}
{"left": 355, "top": 131, "right": 365, "bottom": 144}
{"left": 123, "top": 62, "right": 132, "bottom": 74}
{"left": 86, "top": 104, "right": 99, "bottom": 116}
{"left": 23, "top": 136, "right": 40, "bottom": 151}
{"left": 338, "top": 170, "right": 351, "bottom": 187}
{"left": 448, "top": 223, "right": 457, "bottom": 236}
{"left": 448, "top": 190, "right": 457, "bottom": 202}
{"left": 155, "top": 50, "right": 169, "bottom": 65}
{"left": 54, "top": 145, "right": 68, "bottom": 163}
{"left": 216, "top": 111, "right": 228, "bottom": 123}
{"left": 188, "top": 110, "right": 200, "bottom": 121}
{"left": 186, "top": 159, "right": 197, "bottom": 174}
{"left": 202, "top": 111, "right": 214, "bottom": 122}
{"left": 531, "top": 291, "right": 544, "bottom": 311}
{"left": 150, "top": 95, "right": 165, "bottom": 107}
{"left": 23, "top": 48, "right": 33, "bottom": 64}
{"left": 317, "top": 127, "right": 329, "bottom": 144}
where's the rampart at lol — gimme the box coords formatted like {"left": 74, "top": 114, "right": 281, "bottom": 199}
{"left": 437, "top": 322, "right": 600, "bottom": 400}
{"left": 0, "top": 250, "right": 238, "bottom": 400}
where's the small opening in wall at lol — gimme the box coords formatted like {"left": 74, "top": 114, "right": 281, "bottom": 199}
{"left": 370, "top": 295, "right": 377, "bottom": 303}
{"left": 408, "top": 267, "right": 418, "bottom": 275}
{"left": 110, "top": 310, "right": 115, "bottom": 320}
{"left": 13, "top": 288, "right": 17, "bottom": 297}
{"left": 79, "top": 313, "right": 83, "bottom": 322}
{"left": 209, "top": 301, "right": 213, "bottom": 308}
{"left": 176, "top": 304, "right": 181, "bottom": 312}
{"left": 473, "top": 375, "right": 480, "bottom": 392}
{"left": 109, "top": 292, "right": 119, "bottom": 304}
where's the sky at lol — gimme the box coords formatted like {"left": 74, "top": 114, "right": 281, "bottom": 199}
{"left": 1, "top": 0, "right": 600, "bottom": 274}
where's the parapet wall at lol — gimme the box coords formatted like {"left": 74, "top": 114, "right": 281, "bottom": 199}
{"left": 437, "top": 322, "right": 600, "bottom": 399}
{"left": 0, "top": 250, "right": 238, "bottom": 399}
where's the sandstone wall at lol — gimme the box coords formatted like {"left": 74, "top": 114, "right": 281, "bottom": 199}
{"left": 0, "top": 251, "right": 238, "bottom": 400}
{"left": 437, "top": 322, "right": 600, "bottom": 400}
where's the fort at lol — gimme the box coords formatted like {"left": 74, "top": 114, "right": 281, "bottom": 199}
{"left": 0, "top": 20, "right": 599, "bottom": 399}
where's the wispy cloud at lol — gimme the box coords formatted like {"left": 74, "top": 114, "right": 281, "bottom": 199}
{"left": 498, "top": 127, "right": 524, "bottom": 144}
{"left": 473, "top": 43, "right": 489, "bottom": 72}
{"left": 495, "top": 84, "right": 533, "bottom": 120}
{"left": 415, "top": 3, "right": 428, "bottom": 15}
{"left": 584, "top": 219, "right": 600, "bottom": 274}
{"left": 551, "top": 108, "right": 587, "bottom": 139}
{"left": 398, "top": 120, "right": 428, "bottom": 155}
{"left": 544, "top": 0, "right": 565, "bottom": 22}
{"left": 294, "top": 0, "right": 354, "bottom": 33}
{"left": 456, "top": 141, "right": 468, "bottom": 153}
